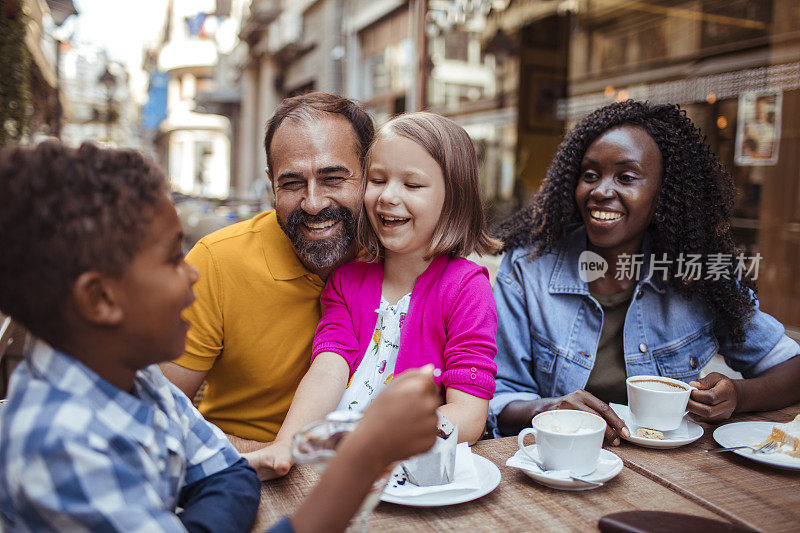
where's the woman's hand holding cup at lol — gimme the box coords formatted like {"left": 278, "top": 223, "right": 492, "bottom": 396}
{"left": 688, "top": 372, "right": 739, "bottom": 422}
{"left": 539, "top": 390, "right": 630, "bottom": 445}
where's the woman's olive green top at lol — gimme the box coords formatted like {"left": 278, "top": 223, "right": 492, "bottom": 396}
{"left": 585, "top": 286, "right": 635, "bottom": 405}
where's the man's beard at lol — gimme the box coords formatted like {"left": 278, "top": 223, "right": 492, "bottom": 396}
{"left": 278, "top": 205, "right": 357, "bottom": 271}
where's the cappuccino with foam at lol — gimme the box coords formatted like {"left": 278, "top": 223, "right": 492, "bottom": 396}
{"left": 626, "top": 375, "right": 692, "bottom": 431}
{"left": 518, "top": 410, "right": 606, "bottom": 475}
{"left": 629, "top": 378, "right": 689, "bottom": 393}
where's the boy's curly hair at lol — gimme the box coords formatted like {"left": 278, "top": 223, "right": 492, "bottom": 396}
{"left": 0, "top": 141, "right": 167, "bottom": 345}
{"left": 497, "top": 100, "right": 756, "bottom": 344}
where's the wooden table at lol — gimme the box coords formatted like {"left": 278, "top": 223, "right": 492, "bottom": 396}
{"left": 229, "top": 404, "right": 800, "bottom": 532}
{"left": 612, "top": 404, "right": 800, "bottom": 532}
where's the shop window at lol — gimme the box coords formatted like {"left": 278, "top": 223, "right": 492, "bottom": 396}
{"left": 635, "top": 24, "right": 666, "bottom": 63}
{"left": 196, "top": 77, "right": 215, "bottom": 94}
{"left": 701, "top": 0, "right": 771, "bottom": 49}
{"left": 363, "top": 52, "right": 391, "bottom": 100}
{"left": 362, "top": 39, "right": 412, "bottom": 101}
{"left": 287, "top": 82, "right": 315, "bottom": 98}
{"left": 393, "top": 96, "right": 405, "bottom": 116}
{"left": 195, "top": 141, "right": 213, "bottom": 192}
{"left": 444, "top": 31, "right": 469, "bottom": 62}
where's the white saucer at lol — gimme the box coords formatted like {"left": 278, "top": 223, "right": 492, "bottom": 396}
{"left": 713, "top": 421, "right": 800, "bottom": 471}
{"left": 380, "top": 454, "right": 501, "bottom": 507}
{"left": 506, "top": 446, "right": 623, "bottom": 491}
{"left": 610, "top": 403, "right": 704, "bottom": 449}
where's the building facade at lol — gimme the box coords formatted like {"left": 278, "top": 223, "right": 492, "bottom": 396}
{"left": 0, "top": 0, "right": 76, "bottom": 145}
{"left": 478, "top": 0, "right": 800, "bottom": 334}
{"left": 59, "top": 43, "right": 141, "bottom": 149}
{"left": 189, "top": 0, "right": 800, "bottom": 334}
{"left": 230, "top": 0, "right": 430, "bottom": 199}
{"left": 146, "top": 0, "right": 242, "bottom": 198}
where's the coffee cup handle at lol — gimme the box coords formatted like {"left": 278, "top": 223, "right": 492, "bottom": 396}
{"left": 517, "top": 427, "right": 538, "bottom": 463}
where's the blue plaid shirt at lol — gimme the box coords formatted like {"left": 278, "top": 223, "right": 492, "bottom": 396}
{"left": 0, "top": 340, "right": 244, "bottom": 532}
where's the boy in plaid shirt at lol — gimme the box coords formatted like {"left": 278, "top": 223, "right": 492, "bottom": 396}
{"left": 0, "top": 142, "right": 439, "bottom": 533}
{"left": 0, "top": 142, "right": 260, "bottom": 532}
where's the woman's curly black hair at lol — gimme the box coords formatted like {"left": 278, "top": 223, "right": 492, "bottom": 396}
{"left": 498, "top": 100, "right": 756, "bottom": 344}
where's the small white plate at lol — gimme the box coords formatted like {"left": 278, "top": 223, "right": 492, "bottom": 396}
{"left": 610, "top": 403, "right": 704, "bottom": 449}
{"left": 380, "top": 454, "right": 501, "bottom": 507}
{"left": 713, "top": 421, "right": 800, "bottom": 471}
{"left": 506, "top": 446, "right": 623, "bottom": 491}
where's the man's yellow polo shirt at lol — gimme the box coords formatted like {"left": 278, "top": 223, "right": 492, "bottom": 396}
{"left": 173, "top": 210, "right": 324, "bottom": 442}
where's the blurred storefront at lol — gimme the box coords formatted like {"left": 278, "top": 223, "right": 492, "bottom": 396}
{"left": 477, "top": 0, "right": 800, "bottom": 333}
{"left": 352, "top": 2, "right": 414, "bottom": 124}
{"left": 426, "top": 1, "right": 520, "bottom": 221}
{"left": 170, "top": 0, "right": 800, "bottom": 332}
{"left": 0, "top": 0, "right": 77, "bottom": 146}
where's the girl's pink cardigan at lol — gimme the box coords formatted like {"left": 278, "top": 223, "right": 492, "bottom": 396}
{"left": 312, "top": 254, "right": 497, "bottom": 399}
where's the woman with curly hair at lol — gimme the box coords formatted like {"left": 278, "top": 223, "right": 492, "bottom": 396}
{"left": 490, "top": 100, "right": 800, "bottom": 444}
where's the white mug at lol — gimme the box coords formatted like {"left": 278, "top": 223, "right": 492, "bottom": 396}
{"left": 517, "top": 409, "right": 606, "bottom": 476}
{"left": 626, "top": 375, "right": 692, "bottom": 431}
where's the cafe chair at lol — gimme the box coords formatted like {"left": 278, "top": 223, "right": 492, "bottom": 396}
{"left": 1, "top": 315, "right": 13, "bottom": 396}
{"left": 0, "top": 315, "right": 25, "bottom": 397}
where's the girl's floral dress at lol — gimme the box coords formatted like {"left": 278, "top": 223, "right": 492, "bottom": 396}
{"left": 336, "top": 292, "right": 410, "bottom": 411}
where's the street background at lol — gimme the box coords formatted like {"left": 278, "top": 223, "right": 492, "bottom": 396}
{"left": 4, "top": 0, "right": 799, "bottom": 389}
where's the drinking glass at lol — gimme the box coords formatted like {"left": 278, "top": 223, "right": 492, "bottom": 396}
{"left": 292, "top": 410, "right": 390, "bottom": 533}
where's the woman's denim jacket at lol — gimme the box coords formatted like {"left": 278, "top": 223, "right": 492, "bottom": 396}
{"left": 488, "top": 226, "right": 799, "bottom": 436}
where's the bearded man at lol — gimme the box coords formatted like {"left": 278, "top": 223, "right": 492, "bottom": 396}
{"left": 161, "top": 92, "right": 373, "bottom": 442}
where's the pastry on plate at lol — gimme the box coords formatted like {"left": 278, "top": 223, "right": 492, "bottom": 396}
{"left": 635, "top": 427, "right": 664, "bottom": 440}
{"left": 762, "top": 414, "right": 800, "bottom": 457}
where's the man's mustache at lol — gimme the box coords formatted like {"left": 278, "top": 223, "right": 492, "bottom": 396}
{"left": 286, "top": 206, "right": 355, "bottom": 230}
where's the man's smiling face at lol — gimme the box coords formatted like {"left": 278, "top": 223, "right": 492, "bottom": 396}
{"left": 269, "top": 113, "right": 363, "bottom": 278}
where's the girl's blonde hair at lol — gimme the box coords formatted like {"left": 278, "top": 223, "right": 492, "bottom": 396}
{"left": 358, "top": 112, "right": 501, "bottom": 262}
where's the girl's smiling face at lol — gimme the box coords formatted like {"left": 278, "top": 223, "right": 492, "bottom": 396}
{"left": 365, "top": 133, "right": 446, "bottom": 261}
{"left": 574, "top": 124, "right": 663, "bottom": 256}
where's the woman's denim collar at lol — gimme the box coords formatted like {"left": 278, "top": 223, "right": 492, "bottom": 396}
{"left": 547, "top": 224, "right": 666, "bottom": 296}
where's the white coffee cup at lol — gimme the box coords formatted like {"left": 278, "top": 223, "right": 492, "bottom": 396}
{"left": 626, "top": 375, "right": 692, "bottom": 431}
{"left": 517, "top": 409, "right": 606, "bottom": 476}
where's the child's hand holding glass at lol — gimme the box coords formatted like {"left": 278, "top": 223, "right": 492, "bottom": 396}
{"left": 287, "top": 365, "right": 439, "bottom": 533}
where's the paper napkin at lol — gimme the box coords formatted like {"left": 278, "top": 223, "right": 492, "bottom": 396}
{"left": 384, "top": 442, "right": 480, "bottom": 497}
{"left": 506, "top": 448, "right": 617, "bottom": 480}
